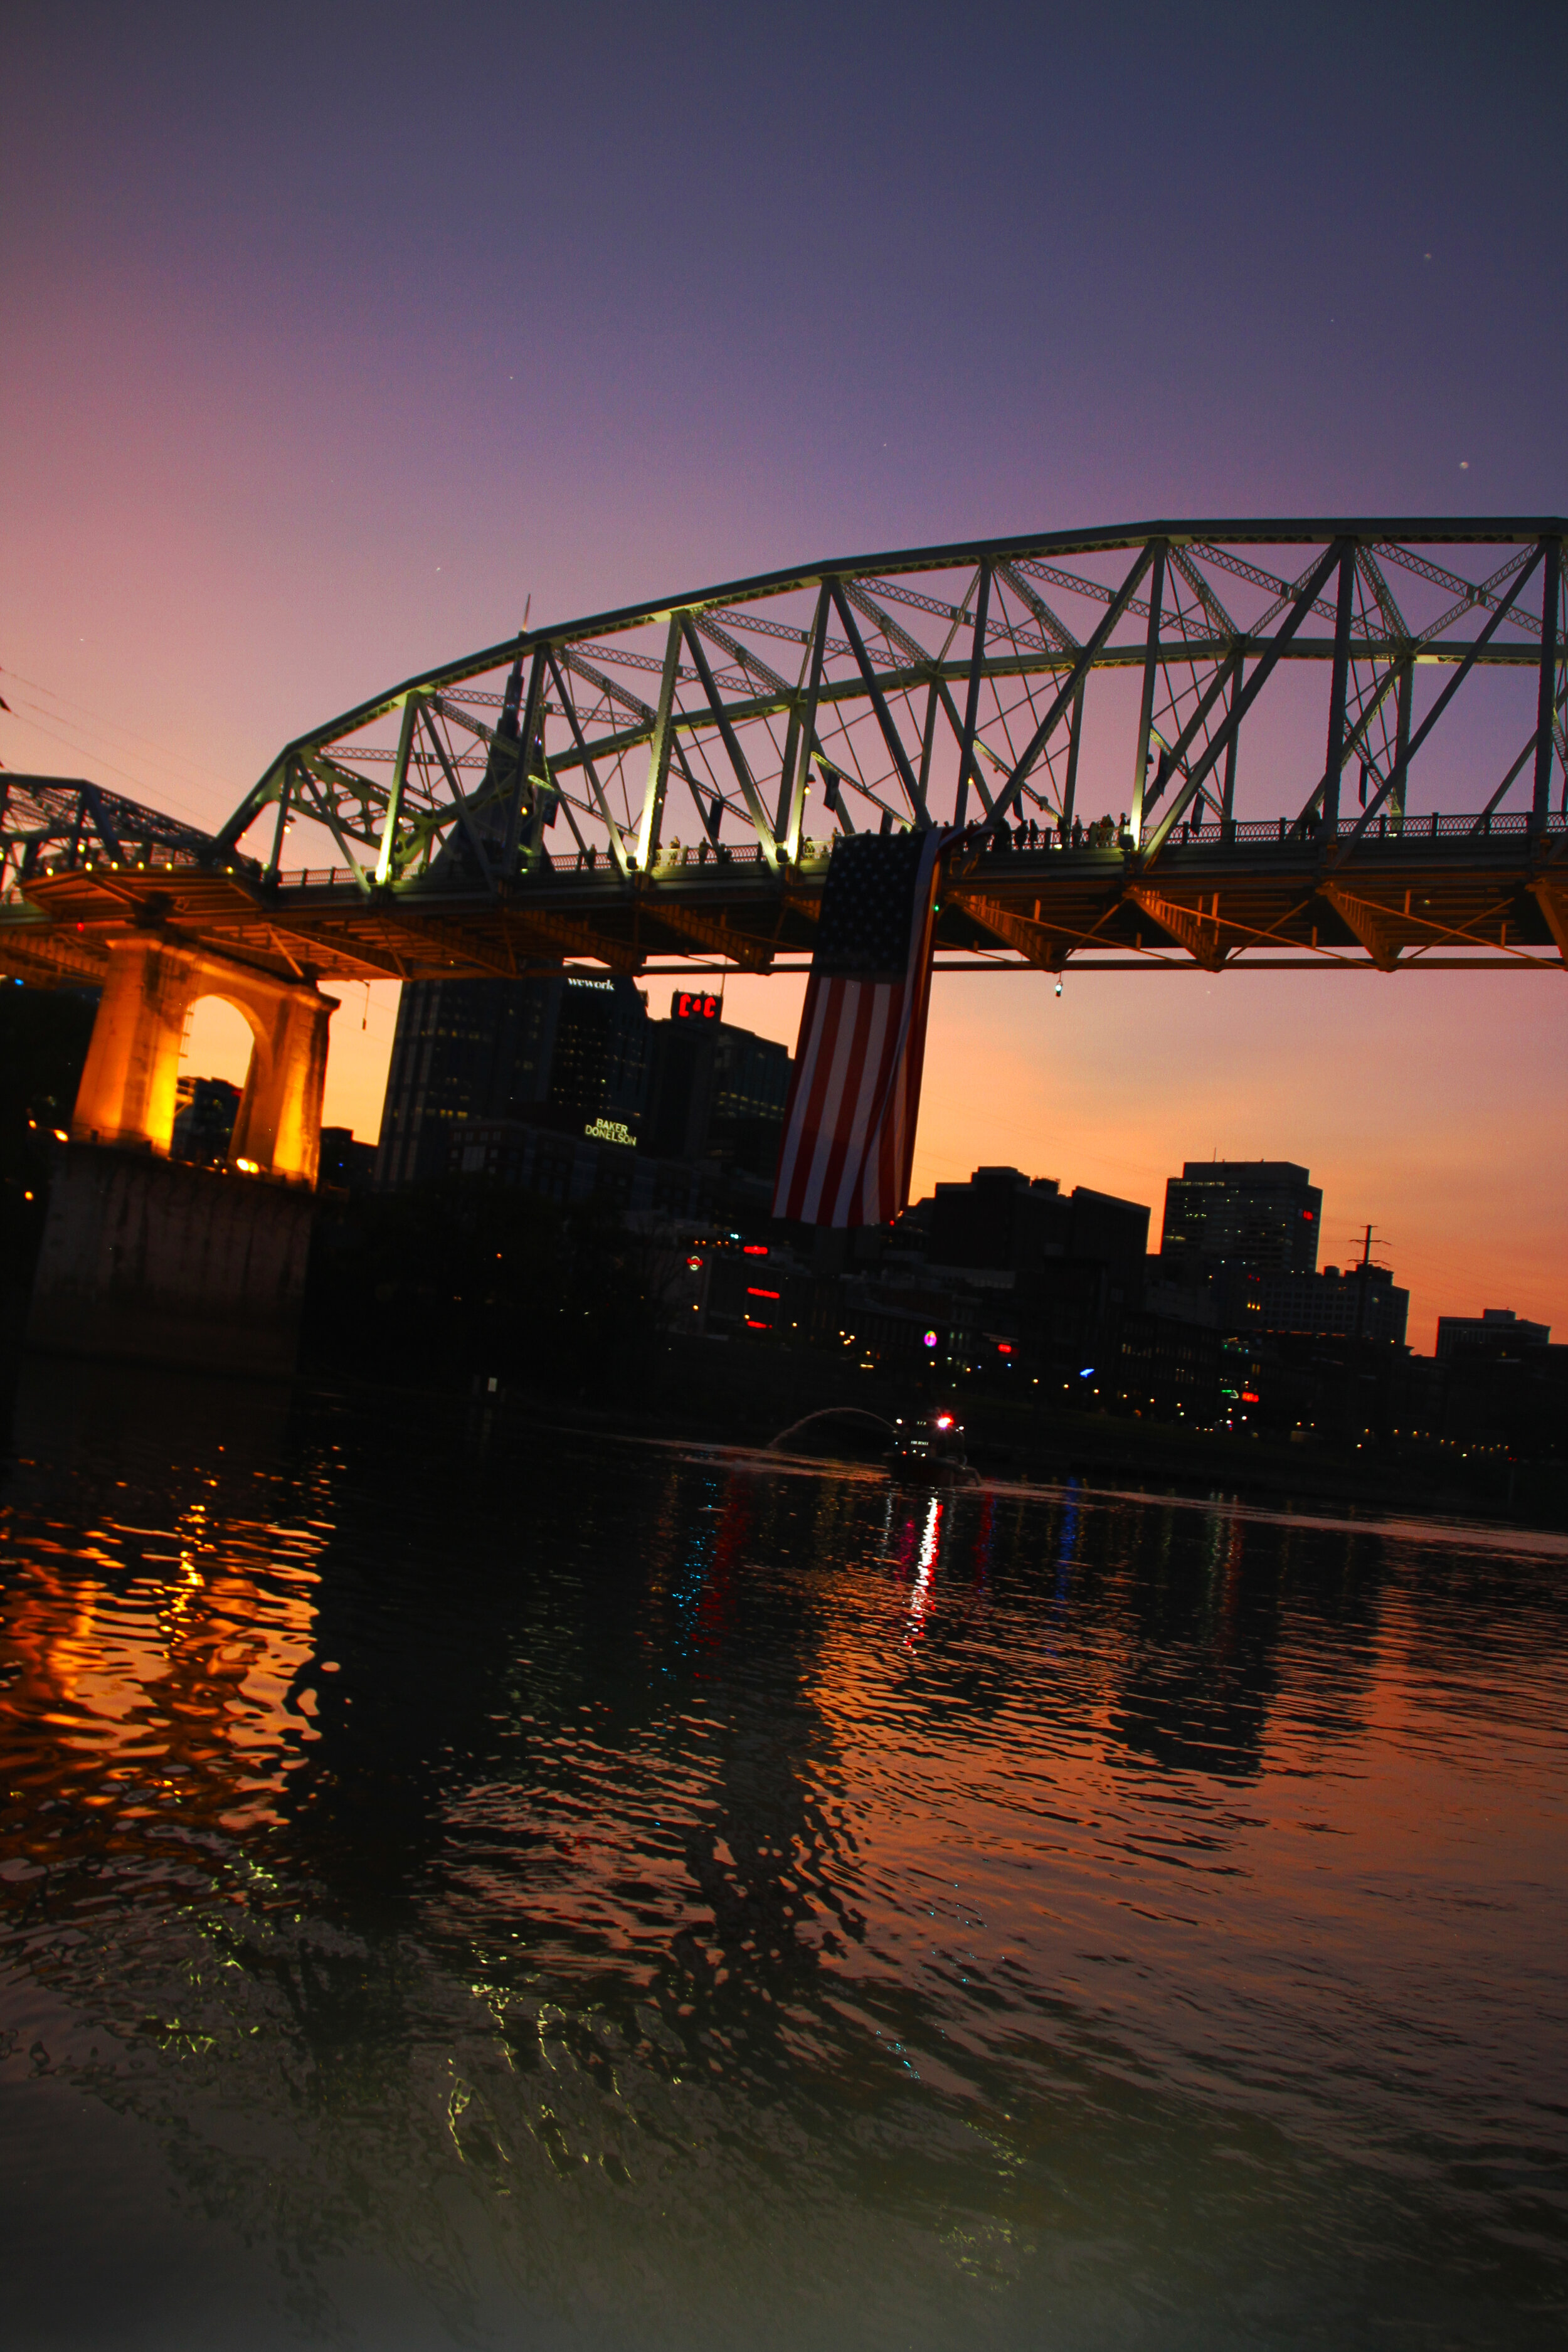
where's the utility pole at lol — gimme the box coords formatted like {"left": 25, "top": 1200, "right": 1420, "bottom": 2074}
{"left": 1351, "top": 1223, "right": 1380, "bottom": 1343}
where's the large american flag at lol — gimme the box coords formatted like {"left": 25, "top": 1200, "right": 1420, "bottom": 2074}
{"left": 771, "top": 828, "right": 944, "bottom": 1227}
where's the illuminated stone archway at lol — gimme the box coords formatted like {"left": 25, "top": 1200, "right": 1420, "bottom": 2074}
{"left": 71, "top": 935, "right": 334, "bottom": 1185}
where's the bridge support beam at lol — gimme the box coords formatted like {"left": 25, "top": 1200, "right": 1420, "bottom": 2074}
{"left": 1122, "top": 884, "right": 1228, "bottom": 970}
{"left": 642, "top": 891, "right": 775, "bottom": 969}
{"left": 958, "top": 893, "right": 1069, "bottom": 970}
{"left": 1317, "top": 883, "right": 1402, "bottom": 971}
{"left": 1527, "top": 877, "right": 1568, "bottom": 966}
{"left": 71, "top": 933, "right": 334, "bottom": 1185}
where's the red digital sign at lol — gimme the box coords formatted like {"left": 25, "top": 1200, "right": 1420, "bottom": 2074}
{"left": 672, "top": 990, "right": 722, "bottom": 1024}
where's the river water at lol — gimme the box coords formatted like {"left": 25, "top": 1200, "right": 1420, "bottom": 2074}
{"left": 1, "top": 1364, "right": 1564, "bottom": 2351}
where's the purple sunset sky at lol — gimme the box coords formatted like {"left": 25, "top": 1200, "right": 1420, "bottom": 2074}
{"left": 4, "top": 1, "right": 1565, "bottom": 1343}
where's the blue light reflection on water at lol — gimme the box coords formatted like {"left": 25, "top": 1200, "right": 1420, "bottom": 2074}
{"left": 0, "top": 1369, "right": 1565, "bottom": 2351}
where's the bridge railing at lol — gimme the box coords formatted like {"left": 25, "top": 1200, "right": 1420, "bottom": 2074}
{"left": 3, "top": 849, "right": 211, "bottom": 895}
{"left": 981, "top": 808, "right": 1567, "bottom": 852}
{"left": 267, "top": 842, "right": 810, "bottom": 887}
{"left": 519, "top": 808, "right": 1565, "bottom": 871}
{"left": 8, "top": 805, "right": 1564, "bottom": 904}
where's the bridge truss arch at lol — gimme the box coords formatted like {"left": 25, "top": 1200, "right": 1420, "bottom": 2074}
{"left": 6, "top": 519, "right": 1567, "bottom": 985}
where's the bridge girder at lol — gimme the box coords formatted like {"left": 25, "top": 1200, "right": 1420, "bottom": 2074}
{"left": 3, "top": 522, "right": 1565, "bottom": 985}
{"left": 10, "top": 827, "right": 1566, "bottom": 993}
{"left": 189, "top": 517, "right": 1567, "bottom": 893}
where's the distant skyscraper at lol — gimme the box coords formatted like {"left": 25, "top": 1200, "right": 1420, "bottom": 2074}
{"left": 1160, "top": 1160, "right": 1322, "bottom": 1277}
{"left": 373, "top": 973, "right": 793, "bottom": 1192}
{"left": 645, "top": 997, "right": 792, "bottom": 1179}
{"left": 374, "top": 973, "right": 652, "bottom": 1190}
{"left": 171, "top": 1074, "right": 241, "bottom": 1167}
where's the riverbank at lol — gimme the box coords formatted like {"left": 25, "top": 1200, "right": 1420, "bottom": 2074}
{"left": 326, "top": 1334, "right": 1568, "bottom": 1532}
{"left": 6, "top": 1322, "right": 1563, "bottom": 1532}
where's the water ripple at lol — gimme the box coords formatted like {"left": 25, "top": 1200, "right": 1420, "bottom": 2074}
{"left": 1, "top": 1386, "right": 1564, "bottom": 2349}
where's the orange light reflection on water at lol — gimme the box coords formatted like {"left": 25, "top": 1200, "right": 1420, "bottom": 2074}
{"left": 0, "top": 1502, "right": 329, "bottom": 1875}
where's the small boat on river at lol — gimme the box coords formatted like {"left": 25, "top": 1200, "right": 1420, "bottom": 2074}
{"left": 886, "top": 1405, "right": 978, "bottom": 1486}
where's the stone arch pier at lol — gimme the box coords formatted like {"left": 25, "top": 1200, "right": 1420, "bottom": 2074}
{"left": 70, "top": 935, "right": 335, "bottom": 1186}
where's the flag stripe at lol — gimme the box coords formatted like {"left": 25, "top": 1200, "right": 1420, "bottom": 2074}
{"left": 771, "top": 830, "right": 943, "bottom": 1229}
{"left": 799, "top": 982, "right": 861, "bottom": 1221}
{"left": 828, "top": 983, "right": 893, "bottom": 1226}
{"left": 771, "top": 978, "right": 831, "bottom": 1214}
{"left": 782, "top": 977, "right": 850, "bottom": 1224}
{"left": 817, "top": 983, "right": 887, "bottom": 1224}
{"left": 850, "top": 982, "right": 908, "bottom": 1224}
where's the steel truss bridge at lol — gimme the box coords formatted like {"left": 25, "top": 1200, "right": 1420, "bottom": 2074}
{"left": 3, "top": 518, "right": 1567, "bottom": 994}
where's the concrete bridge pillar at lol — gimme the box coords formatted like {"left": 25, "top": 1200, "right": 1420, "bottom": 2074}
{"left": 226, "top": 986, "right": 333, "bottom": 1187}
{"left": 70, "top": 936, "right": 189, "bottom": 1163}
{"left": 29, "top": 936, "right": 336, "bottom": 1373}
{"left": 71, "top": 933, "right": 334, "bottom": 1186}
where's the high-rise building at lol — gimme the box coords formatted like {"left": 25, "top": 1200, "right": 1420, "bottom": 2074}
{"left": 645, "top": 992, "right": 792, "bottom": 1179}
{"left": 374, "top": 974, "right": 792, "bottom": 1193}
{"left": 374, "top": 974, "right": 652, "bottom": 1190}
{"left": 171, "top": 1075, "right": 241, "bottom": 1167}
{"left": 1160, "top": 1160, "right": 1322, "bottom": 1277}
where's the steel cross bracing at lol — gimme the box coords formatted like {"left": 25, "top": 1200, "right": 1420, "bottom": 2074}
{"left": 0, "top": 775, "right": 223, "bottom": 984}
{"left": 4, "top": 520, "right": 1567, "bottom": 989}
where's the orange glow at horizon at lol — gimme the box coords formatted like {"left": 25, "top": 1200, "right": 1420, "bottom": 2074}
{"left": 719, "top": 963, "right": 1568, "bottom": 1356}
{"left": 169, "top": 950, "right": 1568, "bottom": 1362}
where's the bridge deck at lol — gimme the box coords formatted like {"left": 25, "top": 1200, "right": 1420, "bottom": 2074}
{"left": 6, "top": 526, "right": 1565, "bottom": 989}
{"left": 4, "top": 815, "right": 1564, "bottom": 990}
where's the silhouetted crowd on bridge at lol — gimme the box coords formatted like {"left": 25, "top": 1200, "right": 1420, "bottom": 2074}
{"left": 557, "top": 807, "right": 1284, "bottom": 877}
{"left": 959, "top": 812, "right": 1133, "bottom": 856}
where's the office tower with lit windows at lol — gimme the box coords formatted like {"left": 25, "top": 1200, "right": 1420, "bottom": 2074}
{"left": 374, "top": 975, "right": 793, "bottom": 1193}
{"left": 644, "top": 990, "right": 792, "bottom": 1178}
{"left": 1159, "top": 1160, "right": 1323, "bottom": 1279}
{"left": 374, "top": 973, "right": 652, "bottom": 1190}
